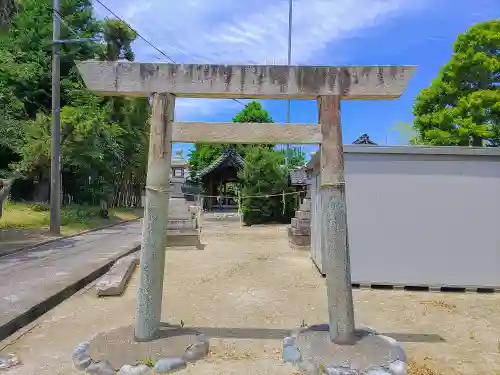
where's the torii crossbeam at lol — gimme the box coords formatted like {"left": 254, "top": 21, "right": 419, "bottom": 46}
{"left": 76, "top": 62, "right": 415, "bottom": 347}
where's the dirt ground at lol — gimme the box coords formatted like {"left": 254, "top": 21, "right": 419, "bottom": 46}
{"left": 2, "top": 220, "right": 500, "bottom": 375}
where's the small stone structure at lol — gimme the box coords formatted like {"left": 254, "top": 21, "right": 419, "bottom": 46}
{"left": 76, "top": 61, "right": 416, "bottom": 374}
{"left": 289, "top": 196, "right": 311, "bottom": 248}
{"left": 96, "top": 252, "right": 140, "bottom": 297}
{"left": 72, "top": 325, "right": 209, "bottom": 374}
{"left": 283, "top": 325, "right": 407, "bottom": 375}
{"left": 166, "top": 149, "right": 201, "bottom": 248}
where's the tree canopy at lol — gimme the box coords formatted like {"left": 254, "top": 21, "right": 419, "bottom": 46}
{"left": 187, "top": 100, "right": 274, "bottom": 179}
{"left": 412, "top": 20, "right": 500, "bottom": 146}
{"left": 0, "top": 0, "right": 149, "bottom": 208}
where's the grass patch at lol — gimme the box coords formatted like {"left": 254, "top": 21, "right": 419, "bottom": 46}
{"left": 0, "top": 200, "right": 142, "bottom": 235}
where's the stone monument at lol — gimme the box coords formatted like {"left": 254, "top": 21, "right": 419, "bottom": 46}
{"left": 288, "top": 195, "right": 311, "bottom": 249}
{"left": 76, "top": 61, "right": 415, "bottom": 375}
{"left": 166, "top": 149, "right": 201, "bottom": 248}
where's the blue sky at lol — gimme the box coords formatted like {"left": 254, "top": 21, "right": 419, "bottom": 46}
{"left": 93, "top": 0, "right": 499, "bottom": 159}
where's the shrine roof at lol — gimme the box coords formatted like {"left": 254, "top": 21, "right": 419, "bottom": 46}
{"left": 195, "top": 148, "right": 244, "bottom": 180}
{"left": 352, "top": 134, "right": 378, "bottom": 145}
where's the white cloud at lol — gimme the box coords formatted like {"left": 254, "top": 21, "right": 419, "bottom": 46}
{"left": 93, "top": 0, "right": 428, "bottom": 118}
{"left": 174, "top": 98, "right": 252, "bottom": 121}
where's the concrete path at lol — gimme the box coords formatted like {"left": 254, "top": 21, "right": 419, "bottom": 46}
{"left": 0, "top": 220, "right": 142, "bottom": 340}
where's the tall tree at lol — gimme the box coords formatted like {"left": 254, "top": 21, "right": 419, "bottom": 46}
{"left": 0, "top": 0, "right": 149, "bottom": 209}
{"left": 412, "top": 20, "right": 500, "bottom": 146}
{"left": 239, "top": 146, "right": 303, "bottom": 225}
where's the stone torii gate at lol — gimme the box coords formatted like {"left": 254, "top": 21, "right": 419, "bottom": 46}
{"left": 77, "top": 61, "right": 415, "bottom": 372}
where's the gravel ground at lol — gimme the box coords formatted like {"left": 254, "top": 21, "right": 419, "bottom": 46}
{"left": 2, "top": 220, "right": 500, "bottom": 375}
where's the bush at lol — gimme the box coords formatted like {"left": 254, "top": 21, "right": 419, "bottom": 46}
{"left": 29, "top": 202, "right": 50, "bottom": 212}
{"left": 60, "top": 205, "right": 101, "bottom": 225}
{"left": 239, "top": 146, "right": 297, "bottom": 225}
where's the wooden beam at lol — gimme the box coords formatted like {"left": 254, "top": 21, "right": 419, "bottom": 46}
{"left": 76, "top": 61, "right": 416, "bottom": 100}
{"left": 171, "top": 122, "right": 322, "bottom": 144}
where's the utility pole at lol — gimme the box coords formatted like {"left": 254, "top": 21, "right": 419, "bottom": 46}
{"left": 284, "top": 0, "right": 293, "bottom": 165}
{"left": 50, "top": 2, "right": 97, "bottom": 235}
{"left": 50, "top": 0, "right": 61, "bottom": 235}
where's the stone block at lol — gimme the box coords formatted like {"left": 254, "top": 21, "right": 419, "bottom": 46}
{"left": 295, "top": 210, "right": 310, "bottom": 220}
{"left": 183, "top": 340, "right": 209, "bottom": 361}
{"left": 299, "top": 198, "right": 311, "bottom": 212}
{"left": 290, "top": 227, "right": 310, "bottom": 236}
{"left": 72, "top": 342, "right": 91, "bottom": 370}
{"left": 0, "top": 353, "right": 20, "bottom": 371}
{"left": 118, "top": 364, "right": 152, "bottom": 375}
{"left": 95, "top": 253, "right": 139, "bottom": 297}
{"left": 283, "top": 346, "right": 301, "bottom": 363}
{"left": 166, "top": 230, "right": 202, "bottom": 249}
{"left": 86, "top": 360, "right": 116, "bottom": 375}
{"left": 291, "top": 218, "right": 310, "bottom": 230}
{"left": 168, "top": 198, "right": 192, "bottom": 219}
{"left": 365, "top": 367, "right": 391, "bottom": 375}
{"left": 324, "top": 366, "right": 360, "bottom": 375}
{"left": 154, "top": 357, "right": 186, "bottom": 373}
{"left": 167, "top": 219, "right": 197, "bottom": 230}
{"left": 388, "top": 360, "right": 406, "bottom": 375}
{"left": 289, "top": 234, "right": 310, "bottom": 247}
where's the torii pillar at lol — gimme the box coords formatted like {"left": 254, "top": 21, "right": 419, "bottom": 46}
{"left": 77, "top": 61, "right": 415, "bottom": 372}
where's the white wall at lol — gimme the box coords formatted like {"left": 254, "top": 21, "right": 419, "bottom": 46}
{"left": 310, "top": 147, "right": 500, "bottom": 289}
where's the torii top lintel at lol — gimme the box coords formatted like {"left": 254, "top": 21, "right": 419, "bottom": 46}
{"left": 76, "top": 61, "right": 416, "bottom": 100}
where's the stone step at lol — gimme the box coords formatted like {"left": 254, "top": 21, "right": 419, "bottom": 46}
{"left": 295, "top": 210, "right": 310, "bottom": 220}
{"left": 291, "top": 218, "right": 310, "bottom": 230}
{"left": 289, "top": 234, "right": 310, "bottom": 247}
{"left": 166, "top": 228, "right": 201, "bottom": 236}
{"left": 167, "top": 219, "right": 198, "bottom": 230}
{"left": 288, "top": 226, "right": 310, "bottom": 236}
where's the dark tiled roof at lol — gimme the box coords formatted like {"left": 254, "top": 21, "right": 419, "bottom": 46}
{"left": 289, "top": 168, "right": 308, "bottom": 186}
{"left": 353, "top": 134, "right": 378, "bottom": 145}
{"left": 195, "top": 148, "right": 244, "bottom": 180}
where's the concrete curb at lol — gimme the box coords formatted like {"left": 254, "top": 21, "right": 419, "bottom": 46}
{"left": 0, "top": 218, "right": 141, "bottom": 259}
{"left": 0, "top": 241, "right": 141, "bottom": 341}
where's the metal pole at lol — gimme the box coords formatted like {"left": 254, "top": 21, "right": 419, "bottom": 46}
{"left": 285, "top": 0, "right": 293, "bottom": 165}
{"left": 50, "top": 0, "right": 61, "bottom": 235}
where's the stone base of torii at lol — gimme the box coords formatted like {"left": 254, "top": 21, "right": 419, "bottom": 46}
{"left": 70, "top": 61, "right": 415, "bottom": 375}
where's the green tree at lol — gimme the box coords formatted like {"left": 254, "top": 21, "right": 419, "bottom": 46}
{"left": 412, "top": 20, "right": 500, "bottom": 146}
{"left": 390, "top": 122, "right": 425, "bottom": 145}
{"left": 239, "top": 146, "right": 297, "bottom": 225}
{"left": 0, "top": 0, "right": 149, "bottom": 210}
{"left": 232, "top": 100, "right": 273, "bottom": 123}
{"left": 188, "top": 100, "right": 274, "bottom": 178}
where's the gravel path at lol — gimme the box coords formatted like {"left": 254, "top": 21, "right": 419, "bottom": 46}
{"left": 2, "top": 220, "right": 499, "bottom": 375}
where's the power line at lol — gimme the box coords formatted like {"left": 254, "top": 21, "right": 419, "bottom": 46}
{"left": 93, "top": 0, "right": 175, "bottom": 63}
{"left": 93, "top": 0, "right": 246, "bottom": 107}
{"left": 52, "top": 8, "right": 94, "bottom": 43}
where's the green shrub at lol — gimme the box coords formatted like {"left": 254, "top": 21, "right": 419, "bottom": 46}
{"left": 29, "top": 202, "right": 50, "bottom": 212}
{"left": 239, "top": 146, "right": 297, "bottom": 225}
